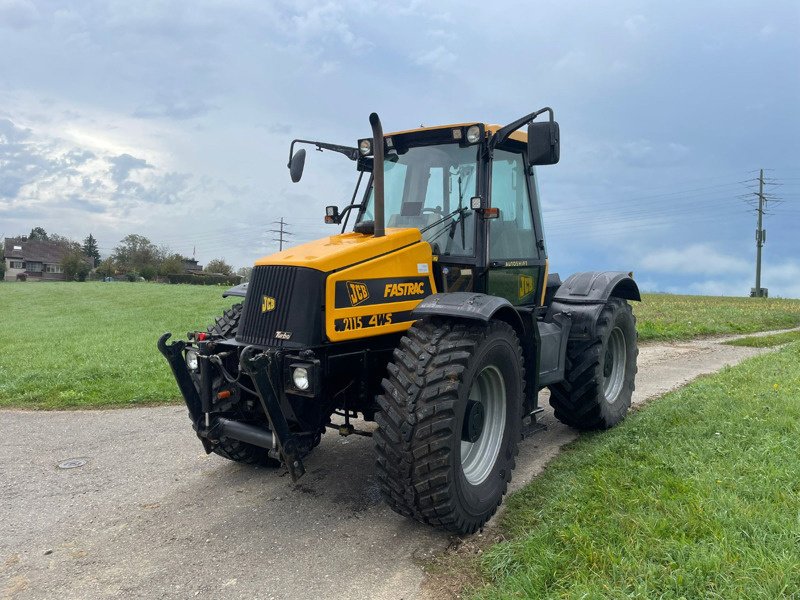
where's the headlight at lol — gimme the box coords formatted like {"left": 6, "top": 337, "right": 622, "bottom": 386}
{"left": 466, "top": 125, "right": 481, "bottom": 143}
{"left": 185, "top": 350, "right": 199, "bottom": 371}
{"left": 359, "top": 139, "right": 372, "bottom": 155}
{"left": 292, "top": 367, "right": 310, "bottom": 391}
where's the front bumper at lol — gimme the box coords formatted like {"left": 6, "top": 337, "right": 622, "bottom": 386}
{"left": 157, "top": 333, "right": 310, "bottom": 481}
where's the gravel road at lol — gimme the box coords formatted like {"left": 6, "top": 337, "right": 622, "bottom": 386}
{"left": 0, "top": 334, "right": 781, "bottom": 600}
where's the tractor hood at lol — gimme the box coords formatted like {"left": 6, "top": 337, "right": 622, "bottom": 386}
{"left": 254, "top": 228, "right": 424, "bottom": 273}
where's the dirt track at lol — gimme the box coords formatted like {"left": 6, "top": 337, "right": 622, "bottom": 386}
{"left": 0, "top": 333, "right": 787, "bottom": 600}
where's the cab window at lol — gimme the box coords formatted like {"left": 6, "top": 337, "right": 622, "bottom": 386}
{"left": 489, "top": 149, "right": 536, "bottom": 260}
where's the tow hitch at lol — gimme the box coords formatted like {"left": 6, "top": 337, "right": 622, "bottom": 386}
{"left": 157, "top": 333, "right": 307, "bottom": 481}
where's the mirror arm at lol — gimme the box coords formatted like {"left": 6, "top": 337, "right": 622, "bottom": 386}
{"left": 337, "top": 203, "right": 363, "bottom": 223}
{"left": 288, "top": 139, "right": 360, "bottom": 168}
{"left": 489, "top": 107, "right": 554, "bottom": 149}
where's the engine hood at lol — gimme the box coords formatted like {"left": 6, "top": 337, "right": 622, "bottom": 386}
{"left": 254, "top": 228, "right": 424, "bottom": 273}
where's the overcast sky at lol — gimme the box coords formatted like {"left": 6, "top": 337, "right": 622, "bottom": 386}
{"left": 1, "top": 0, "right": 798, "bottom": 296}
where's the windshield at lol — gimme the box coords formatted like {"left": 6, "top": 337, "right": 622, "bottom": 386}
{"left": 357, "top": 143, "right": 478, "bottom": 256}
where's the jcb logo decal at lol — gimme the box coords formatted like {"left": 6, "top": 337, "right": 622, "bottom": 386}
{"left": 518, "top": 275, "right": 534, "bottom": 299}
{"left": 384, "top": 282, "right": 425, "bottom": 298}
{"left": 346, "top": 281, "right": 370, "bottom": 306}
{"left": 261, "top": 295, "right": 276, "bottom": 313}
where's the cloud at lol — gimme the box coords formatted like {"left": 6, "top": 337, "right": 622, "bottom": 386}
{"left": 108, "top": 154, "right": 153, "bottom": 184}
{"left": 638, "top": 244, "right": 749, "bottom": 275}
{"left": 133, "top": 97, "right": 216, "bottom": 120}
{"left": 414, "top": 45, "right": 457, "bottom": 71}
{"left": 0, "top": 0, "right": 39, "bottom": 30}
{"left": 623, "top": 15, "right": 648, "bottom": 37}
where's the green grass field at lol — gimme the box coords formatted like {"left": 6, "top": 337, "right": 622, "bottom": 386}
{"left": 468, "top": 341, "right": 800, "bottom": 599}
{"left": 0, "top": 282, "right": 798, "bottom": 409}
{"left": 0, "top": 282, "right": 236, "bottom": 409}
{"left": 634, "top": 293, "right": 800, "bottom": 341}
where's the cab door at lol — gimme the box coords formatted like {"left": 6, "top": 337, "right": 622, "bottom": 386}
{"left": 486, "top": 148, "right": 547, "bottom": 306}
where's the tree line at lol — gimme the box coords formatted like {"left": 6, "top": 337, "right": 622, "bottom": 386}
{"left": 5, "top": 227, "right": 247, "bottom": 282}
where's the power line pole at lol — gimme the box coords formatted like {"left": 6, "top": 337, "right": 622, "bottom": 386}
{"left": 269, "top": 218, "right": 293, "bottom": 250}
{"left": 740, "top": 168, "right": 783, "bottom": 298}
{"left": 754, "top": 169, "right": 765, "bottom": 298}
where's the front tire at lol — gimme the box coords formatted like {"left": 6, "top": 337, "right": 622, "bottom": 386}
{"left": 549, "top": 297, "right": 637, "bottom": 430}
{"left": 374, "top": 318, "right": 524, "bottom": 534}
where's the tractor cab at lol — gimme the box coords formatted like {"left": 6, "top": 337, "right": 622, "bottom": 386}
{"left": 289, "top": 109, "right": 560, "bottom": 309}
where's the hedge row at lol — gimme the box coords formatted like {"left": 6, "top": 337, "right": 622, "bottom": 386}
{"left": 165, "top": 273, "right": 242, "bottom": 286}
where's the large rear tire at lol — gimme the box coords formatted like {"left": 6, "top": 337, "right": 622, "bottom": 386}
{"left": 549, "top": 297, "right": 637, "bottom": 430}
{"left": 374, "top": 318, "right": 524, "bottom": 534}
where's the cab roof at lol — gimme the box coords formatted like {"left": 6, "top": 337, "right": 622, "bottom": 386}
{"left": 385, "top": 123, "right": 528, "bottom": 144}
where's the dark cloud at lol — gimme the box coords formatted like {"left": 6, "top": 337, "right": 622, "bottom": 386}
{"left": 108, "top": 153, "right": 152, "bottom": 183}
{"left": 65, "top": 194, "right": 107, "bottom": 213}
{"left": 0, "top": 118, "right": 32, "bottom": 143}
{"left": 0, "top": 0, "right": 39, "bottom": 30}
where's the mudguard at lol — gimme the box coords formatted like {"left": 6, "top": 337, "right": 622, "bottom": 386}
{"left": 222, "top": 282, "right": 249, "bottom": 298}
{"left": 546, "top": 271, "right": 640, "bottom": 340}
{"left": 552, "top": 271, "right": 640, "bottom": 304}
{"left": 411, "top": 292, "right": 524, "bottom": 331}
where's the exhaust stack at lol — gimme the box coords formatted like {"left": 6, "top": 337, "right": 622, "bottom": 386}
{"left": 369, "top": 112, "right": 385, "bottom": 238}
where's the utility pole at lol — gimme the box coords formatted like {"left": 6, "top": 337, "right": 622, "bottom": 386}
{"left": 269, "top": 218, "right": 293, "bottom": 250}
{"left": 754, "top": 169, "right": 765, "bottom": 298}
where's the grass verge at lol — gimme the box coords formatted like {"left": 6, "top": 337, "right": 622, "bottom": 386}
{"left": 466, "top": 341, "right": 800, "bottom": 598}
{"left": 725, "top": 329, "right": 800, "bottom": 348}
{"left": 635, "top": 293, "right": 800, "bottom": 341}
{"left": 0, "top": 282, "right": 235, "bottom": 409}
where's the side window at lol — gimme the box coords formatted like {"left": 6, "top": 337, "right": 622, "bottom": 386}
{"left": 489, "top": 150, "right": 536, "bottom": 260}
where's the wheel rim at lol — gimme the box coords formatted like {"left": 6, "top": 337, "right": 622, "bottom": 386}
{"left": 603, "top": 327, "right": 627, "bottom": 403}
{"left": 460, "top": 365, "right": 507, "bottom": 486}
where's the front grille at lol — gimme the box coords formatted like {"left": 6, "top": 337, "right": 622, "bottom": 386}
{"left": 236, "top": 265, "right": 325, "bottom": 348}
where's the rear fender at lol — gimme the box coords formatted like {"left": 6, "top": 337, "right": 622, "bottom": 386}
{"left": 546, "top": 271, "right": 640, "bottom": 340}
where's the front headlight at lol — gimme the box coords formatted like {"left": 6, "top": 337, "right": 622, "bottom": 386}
{"left": 359, "top": 139, "right": 372, "bottom": 155}
{"left": 185, "top": 350, "right": 199, "bottom": 371}
{"left": 466, "top": 125, "right": 481, "bottom": 143}
{"left": 292, "top": 367, "right": 310, "bottom": 391}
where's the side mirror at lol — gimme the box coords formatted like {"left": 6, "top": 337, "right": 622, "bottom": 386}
{"left": 527, "top": 121, "right": 559, "bottom": 166}
{"left": 324, "top": 205, "right": 340, "bottom": 224}
{"left": 289, "top": 149, "right": 306, "bottom": 182}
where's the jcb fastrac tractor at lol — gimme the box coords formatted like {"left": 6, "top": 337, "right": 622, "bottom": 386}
{"left": 158, "top": 108, "right": 640, "bottom": 534}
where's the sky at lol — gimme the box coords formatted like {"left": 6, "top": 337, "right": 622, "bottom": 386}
{"left": 0, "top": 0, "right": 798, "bottom": 296}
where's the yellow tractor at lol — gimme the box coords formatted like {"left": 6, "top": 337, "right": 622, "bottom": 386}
{"left": 158, "top": 108, "right": 640, "bottom": 534}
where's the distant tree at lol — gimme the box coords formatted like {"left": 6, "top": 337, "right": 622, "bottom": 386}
{"left": 0, "top": 261, "right": 5, "bottom": 280}
{"left": 82, "top": 234, "right": 101, "bottom": 265}
{"left": 49, "top": 234, "right": 81, "bottom": 252}
{"left": 61, "top": 250, "right": 91, "bottom": 281}
{"left": 113, "top": 234, "right": 159, "bottom": 274}
{"left": 29, "top": 227, "right": 48, "bottom": 241}
{"left": 96, "top": 257, "right": 116, "bottom": 279}
{"left": 159, "top": 253, "right": 185, "bottom": 276}
{"left": 206, "top": 258, "right": 233, "bottom": 276}
{"left": 140, "top": 264, "right": 157, "bottom": 281}
{"left": 236, "top": 266, "right": 252, "bottom": 282}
